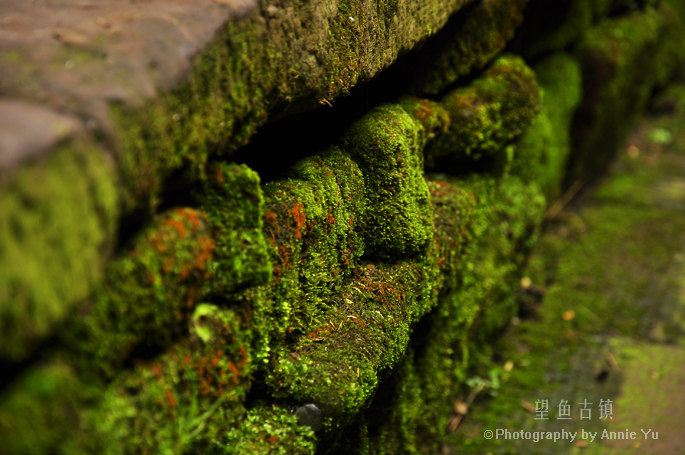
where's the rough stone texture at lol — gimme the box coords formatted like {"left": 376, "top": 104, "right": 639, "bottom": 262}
{"left": 0, "top": 0, "right": 256, "bottom": 168}
{"left": 0, "top": 100, "right": 81, "bottom": 174}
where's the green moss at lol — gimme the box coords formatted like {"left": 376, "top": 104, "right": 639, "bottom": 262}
{"left": 411, "top": 0, "right": 528, "bottom": 96}
{"left": 397, "top": 97, "right": 451, "bottom": 143}
{"left": 427, "top": 55, "right": 541, "bottom": 169}
{"left": 111, "top": 0, "right": 473, "bottom": 211}
{"left": 343, "top": 104, "right": 434, "bottom": 260}
{"left": 0, "top": 140, "right": 118, "bottom": 362}
{"left": 267, "top": 255, "right": 441, "bottom": 418}
{"left": 64, "top": 207, "right": 215, "bottom": 380}
{"left": 70, "top": 304, "right": 252, "bottom": 454}
{"left": 511, "top": 53, "right": 582, "bottom": 199}
{"left": 202, "top": 163, "right": 271, "bottom": 294}
{"left": 450, "top": 102, "right": 685, "bottom": 452}
{"left": 223, "top": 406, "right": 316, "bottom": 455}
{"left": 340, "top": 176, "right": 544, "bottom": 454}
{"left": 249, "top": 149, "right": 366, "bottom": 365}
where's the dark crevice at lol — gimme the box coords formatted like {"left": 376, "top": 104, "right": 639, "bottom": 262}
{"left": 0, "top": 335, "right": 59, "bottom": 394}
{"left": 231, "top": 1, "right": 492, "bottom": 182}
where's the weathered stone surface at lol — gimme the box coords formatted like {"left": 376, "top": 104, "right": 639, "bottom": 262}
{"left": 0, "top": 0, "right": 256, "bottom": 162}
{"left": 0, "top": 100, "right": 81, "bottom": 173}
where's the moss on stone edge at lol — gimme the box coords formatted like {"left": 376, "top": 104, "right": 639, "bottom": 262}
{"left": 63, "top": 207, "right": 215, "bottom": 380}
{"left": 343, "top": 104, "right": 434, "bottom": 260}
{"left": 69, "top": 304, "right": 252, "bottom": 453}
{"left": 202, "top": 163, "right": 272, "bottom": 295}
{"left": 0, "top": 140, "right": 118, "bottom": 362}
{"left": 249, "top": 149, "right": 367, "bottom": 366}
{"left": 266, "top": 257, "right": 441, "bottom": 419}
{"left": 411, "top": 0, "right": 528, "bottom": 96}
{"left": 426, "top": 55, "right": 541, "bottom": 169}
{"left": 111, "top": 0, "right": 472, "bottom": 211}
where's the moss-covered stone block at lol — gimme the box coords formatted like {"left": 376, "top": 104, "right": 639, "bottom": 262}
{"left": 64, "top": 207, "right": 215, "bottom": 379}
{"left": 426, "top": 55, "right": 541, "bottom": 170}
{"left": 343, "top": 104, "right": 434, "bottom": 260}
{"left": 251, "top": 149, "right": 367, "bottom": 364}
{"left": 0, "top": 141, "right": 118, "bottom": 362}
{"left": 511, "top": 53, "right": 583, "bottom": 199}
{"left": 571, "top": 5, "right": 675, "bottom": 181}
{"left": 349, "top": 176, "right": 545, "bottom": 454}
{"left": 202, "top": 163, "right": 271, "bottom": 295}
{"left": 69, "top": 304, "right": 252, "bottom": 453}
{"left": 267, "top": 257, "right": 440, "bottom": 419}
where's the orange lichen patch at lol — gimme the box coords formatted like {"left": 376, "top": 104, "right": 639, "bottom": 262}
{"left": 265, "top": 435, "right": 279, "bottom": 445}
{"left": 414, "top": 99, "right": 435, "bottom": 124}
{"left": 292, "top": 202, "right": 306, "bottom": 239}
{"left": 210, "top": 349, "right": 222, "bottom": 368}
{"left": 198, "top": 358, "right": 211, "bottom": 396}
{"left": 429, "top": 180, "right": 451, "bottom": 198}
{"left": 149, "top": 362, "right": 164, "bottom": 380}
{"left": 238, "top": 344, "right": 249, "bottom": 367}
{"left": 305, "top": 325, "right": 332, "bottom": 341}
{"left": 184, "top": 286, "right": 198, "bottom": 309}
{"left": 277, "top": 244, "right": 292, "bottom": 270}
{"left": 194, "top": 236, "right": 215, "bottom": 271}
{"left": 162, "top": 257, "right": 175, "bottom": 274}
{"left": 163, "top": 217, "right": 188, "bottom": 239}
{"left": 227, "top": 362, "right": 240, "bottom": 385}
{"left": 326, "top": 209, "right": 336, "bottom": 225}
{"left": 149, "top": 231, "right": 170, "bottom": 253}
{"left": 164, "top": 388, "right": 177, "bottom": 410}
{"left": 264, "top": 209, "right": 277, "bottom": 225}
{"left": 178, "top": 207, "right": 204, "bottom": 230}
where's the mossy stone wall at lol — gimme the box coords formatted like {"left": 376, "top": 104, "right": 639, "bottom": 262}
{"left": 1, "top": 0, "right": 684, "bottom": 453}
